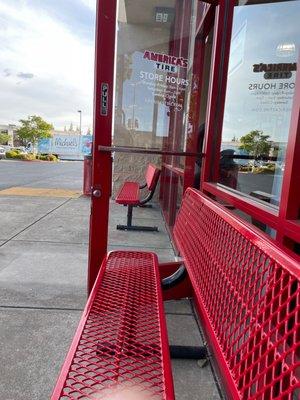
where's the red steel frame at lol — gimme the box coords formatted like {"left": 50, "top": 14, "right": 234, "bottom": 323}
{"left": 162, "top": 0, "right": 300, "bottom": 255}
{"left": 88, "top": 0, "right": 117, "bottom": 293}
{"left": 174, "top": 188, "right": 300, "bottom": 400}
{"left": 200, "top": 0, "right": 300, "bottom": 254}
{"left": 183, "top": 3, "right": 214, "bottom": 190}
{"left": 89, "top": 0, "right": 300, "bottom": 289}
{"left": 82, "top": 2, "right": 300, "bottom": 398}
{"left": 160, "top": 1, "right": 209, "bottom": 229}
{"left": 278, "top": 54, "right": 300, "bottom": 244}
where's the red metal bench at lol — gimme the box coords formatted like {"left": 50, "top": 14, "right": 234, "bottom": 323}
{"left": 52, "top": 188, "right": 300, "bottom": 399}
{"left": 115, "top": 163, "right": 161, "bottom": 232}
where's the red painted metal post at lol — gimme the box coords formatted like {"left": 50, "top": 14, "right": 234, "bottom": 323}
{"left": 88, "top": 0, "right": 117, "bottom": 294}
{"left": 183, "top": 4, "right": 214, "bottom": 191}
{"left": 201, "top": 0, "right": 234, "bottom": 187}
{"left": 278, "top": 57, "right": 300, "bottom": 244}
{"left": 83, "top": 155, "right": 92, "bottom": 196}
{"left": 183, "top": 37, "right": 205, "bottom": 191}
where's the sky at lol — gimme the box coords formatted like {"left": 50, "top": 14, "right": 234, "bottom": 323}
{"left": 0, "top": 0, "right": 96, "bottom": 133}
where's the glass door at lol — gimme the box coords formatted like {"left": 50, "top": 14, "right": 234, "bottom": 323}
{"left": 88, "top": 0, "right": 205, "bottom": 291}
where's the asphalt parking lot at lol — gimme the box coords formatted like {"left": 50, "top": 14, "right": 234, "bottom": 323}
{"left": 0, "top": 159, "right": 83, "bottom": 190}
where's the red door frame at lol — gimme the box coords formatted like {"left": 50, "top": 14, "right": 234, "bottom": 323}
{"left": 160, "top": 1, "right": 212, "bottom": 229}
{"left": 88, "top": 0, "right": 117, "bottom": 294}
{"left": 278, "top": 58, "right": 300, "bottom": 245}
{"left": 160, "top": 0, "right": 300, "bottom": 252}
{"left": 89, "top": 0, "right": 300, "bottom": 292}
{"left": 183, "top": 3, "right": 215, "bottom": 191}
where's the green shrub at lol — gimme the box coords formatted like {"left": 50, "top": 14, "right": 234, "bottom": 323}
{"left": 36, "top": 153, "right": 57, "bottom": 162}
{"left": 239, "top": 165, "right": 252, "bottom": 172}
{"left": 19, "top": 153, "right": 36, "bottom": 161}
{"left": 5, "top": 151, "right": 36, "bottom": 161}
{"left": 253, "top": 165, "right": 275, "bottom": 174}
{"left": 46, "top": 154, "right": 57, "bottom": 161}
{"left": 6, "top": 150, "right": 57, "bottom": 162}
{"left": 5, "top": 150, "right": 20, "bottom": 159}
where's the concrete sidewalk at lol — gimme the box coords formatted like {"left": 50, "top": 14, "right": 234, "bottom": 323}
{"left": 0, "top": 178, "right": 220, "bottom": 399}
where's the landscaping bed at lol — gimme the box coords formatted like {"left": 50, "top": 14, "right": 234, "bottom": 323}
{"left": 5, "top": 150, "right": 58, "bottom": 162}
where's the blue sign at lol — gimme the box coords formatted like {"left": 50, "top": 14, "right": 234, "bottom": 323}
{"left": 38, "top": 135, "right": 92, "bottom": 157}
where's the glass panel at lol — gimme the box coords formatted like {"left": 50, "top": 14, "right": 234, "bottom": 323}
{"left": 219, "top": 0, "right": 300, "bottom": 207}
{"left": 114, "top": 0, "right": 198, "bottom": 200}
{"left": 115, "top": 0, "right": 197, "bottom": 151}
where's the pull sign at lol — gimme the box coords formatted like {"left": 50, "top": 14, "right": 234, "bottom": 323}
{"left": 100, "top": 83, "right": 109, "bottom": 116}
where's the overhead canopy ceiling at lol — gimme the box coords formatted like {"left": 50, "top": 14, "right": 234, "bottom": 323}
{"left": 119, "top": 0, "right": 175, "bottom": 26}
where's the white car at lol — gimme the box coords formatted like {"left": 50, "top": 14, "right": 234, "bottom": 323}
{"left": 0, "top": 146, "right": 6, "bottom": 159}
{"left": 13, "top": 146, "right": 27, "bottom": 154}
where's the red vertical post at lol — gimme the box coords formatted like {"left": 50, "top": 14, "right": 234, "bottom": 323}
{"left": 168, "top": 0, "right": 192, "bottom": 228}
{"left": 277, "top": 60, "right": 300, "bottom": 244}
{"left": 183, "top": 4, "right": 214, "bottom": 191}
{"left": 183, "top": 37, "right": 205, "bottom": 190}
{"left": 88, "top": 0, "right": 117, "bottom": 294}
{"left": 201, "top": 0, "right": 234, "bottom": 188}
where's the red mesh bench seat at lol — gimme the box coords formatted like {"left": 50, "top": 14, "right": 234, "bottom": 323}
{"left": 53, "top": 188, "right": 299, "bottom": 399}
{"left": 174, "top": 189, "right": 300, "bottom": 399}
{"left": 115, "top": 164, "right": 161, "bottom": 231}
{"left": 115, "top": 182, "right": 140, "bottom": 205}
{"left": 51, "top": 251, "right": 174, "bottom": 400}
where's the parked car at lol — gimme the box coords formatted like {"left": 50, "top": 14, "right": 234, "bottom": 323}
{"left": 0, "top": 144, "right": 12, "bottom": 151}
{"left": 0, "top": 146, "right": 6, "bottom": 159}
{"left": 12, "top": 146, "right": 27, "bottom": 154}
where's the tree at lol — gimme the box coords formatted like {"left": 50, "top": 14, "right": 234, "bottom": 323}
{"left": 0, "top": 132, "right": 10, "bottom": 145}
{"left": 239, "top": 130, "right": 271, "bottom": 156}
{"left": 16, "top": 115, "right": 53, "bottom": 149}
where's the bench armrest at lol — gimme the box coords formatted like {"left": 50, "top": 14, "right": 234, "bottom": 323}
{"left": 161, "top": 265, "right": 187, "bottom": 290}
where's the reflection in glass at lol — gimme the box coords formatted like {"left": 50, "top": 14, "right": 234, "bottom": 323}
{"left": 219, "top": 1, "right": 300, "bottom": 207}
{"left": 113, "top": 0, "right": 197, "bottom": 201}
{"left": 115, "top": 0, "right": 194, "bottom": 150}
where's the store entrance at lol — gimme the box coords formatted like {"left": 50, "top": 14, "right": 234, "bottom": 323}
{"left": 88, "top": 0, "right": 209, "bottom": 291}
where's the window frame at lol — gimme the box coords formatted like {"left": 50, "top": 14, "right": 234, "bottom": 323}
{"left": 201, "top": 0, "right": 300, "bottom": 251}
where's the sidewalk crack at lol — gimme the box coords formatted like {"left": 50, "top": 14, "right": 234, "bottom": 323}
{"left": 0, "top": 198, "right": 72, "bottom": 248}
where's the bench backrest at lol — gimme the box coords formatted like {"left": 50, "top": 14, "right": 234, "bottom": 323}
{"left": 145, "top": 164, "right": 161, "bottom": 191}
{"left": 174, "top": 188, "right": 299, "bottom": 399}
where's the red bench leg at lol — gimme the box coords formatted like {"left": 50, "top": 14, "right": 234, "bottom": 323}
{"left": 117, "top": 205, "right": 159, "bottom": 232}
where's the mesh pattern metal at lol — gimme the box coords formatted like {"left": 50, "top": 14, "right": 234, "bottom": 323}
{"left": 115, "top": 182, "right": 140, "bottom": 205}
{"left": 174, "top": 189, "right": 300, "bottom": 400}
{"left": 53, "top": 251, "right": 173, "bottom": 400}
{"left": 145, "top": 164, "right": 161, "bottom": 192}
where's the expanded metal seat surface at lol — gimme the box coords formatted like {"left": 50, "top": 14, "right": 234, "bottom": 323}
{"left": 145, "top": 164, "right": 161, "bottom": 192}
{"left": 52, "top": 251, "right": 174, "bottom": 400}
{"left": 115, "top": 182, "right": 140, "bottom": 205}
{"left": 115, "top": 164, "right": 161, "bottom": 206}
{"left": 174, "top": 188, "right": 300, "bottom": 400}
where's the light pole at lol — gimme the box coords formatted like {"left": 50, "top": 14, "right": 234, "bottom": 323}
{"left": 78, "top": 110, "right": 82, "bottom": 135}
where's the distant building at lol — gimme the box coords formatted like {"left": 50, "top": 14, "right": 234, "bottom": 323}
{"left": 0, "top": 122, "right": 90, "bottom": 147}
{"left": 56, "top": 123, "right": 82, "bottom": 136}
{"left": 0, "top": 124, "right": 18, "bottom": 146}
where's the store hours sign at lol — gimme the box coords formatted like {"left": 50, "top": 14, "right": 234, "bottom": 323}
{"left": 139, "top": 50, "right": 189, "bottom": 112}
{"left": 248, "top": 61, "right": 297, "bottom": 114}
